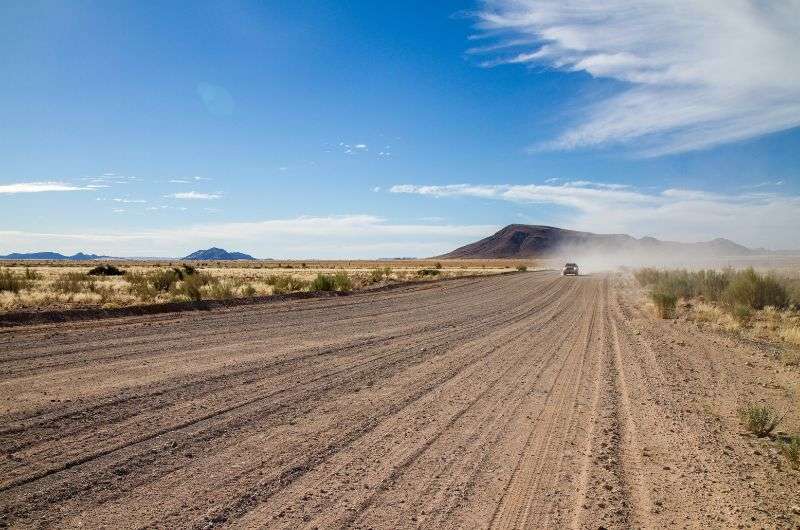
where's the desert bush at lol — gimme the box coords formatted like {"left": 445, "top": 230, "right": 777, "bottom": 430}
{"left": 782, "top": 436, "right": 800, "bottom": 469}
{"left": 242, "top": 284, "right": 257, "bottom": 297}
{"left": 53, "top": 272, "right": 95, "bottom": 294}
{"left": 309, "top": 273, "right": 336, "bottom": 292}
{"left": 633, "top": 268, "right": 662, "bottom": 287}
{"left": 125, "top": 272, "right": 156, "bottom": 300}
{"left": 206, "top": 281, "right": 234, "bottom": 300}
{"left": 266, "top": 274, "right": 308, "bottom": 294}
{"left": 650, "top": 290, "right": 677, "bottom": 319}
{"left": 369, "top": 268, "right": 386, "bottom": 283}
{"left": 23, "top": 267, "right": 41, "bottom": 281}
{"left": 516, "top": 265, "right": 527, "bottom": 272}
{"left": 333, "top": 271, "right": 353, "bottom": 291}
{"left": 0, "top": 268, "right": 30, "bottom": 293}
{"left": 150, "top": 269, "right": 182, "bottom": 292}
{"left": 434, "top": 262, "right": 442, "bottom": 269}
{"left": 417, "top": 268, "right": 441, "bottom": 277}
{"left": 738, "top": 403, "right": 783, "bottom": 437}
{"left": 723, "top": 268, "right": 788, "bottom": 310}
{"left": 88, "top": 264, "right": 125, "bottom": 276}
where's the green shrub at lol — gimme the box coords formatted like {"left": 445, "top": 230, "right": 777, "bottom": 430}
{"left": 738, "top": 403, "right": 783, "bottom": 437}
{"left": 650, "top": 290, "right": 677, "bottom": 319}
{"left": 266, "top": 274, "right": 308, "bottom": 294}
{"left": 417, "top": 268, "right": 441, "bottom": 277}
{"left": 309, "top": 274, "right": 336, "bottom": 292}
{"left": 724, "top": 268, "right": 788, "bottom": 310}
{"left": 333, "top": 271, "right": 352, "bottom": 291}
{"left": 150, "top": 269, "right": 182, "bottom": 292}
{"left": 125, "top": 272, "right": 156, "bottom": 300}
{"left": 516, "top": 265, "right": 527, "bottom": 272}
{"left": 88, "top": 264, "right": 125, "bottom": 276}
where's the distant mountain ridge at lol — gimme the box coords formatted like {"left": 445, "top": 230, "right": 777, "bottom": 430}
{"left": 182, "top": 247, "right": 256, "bottom": 260}
{"left": 0, "top": 251, "right": 109, "bottom": 261}
{"left": 439, "top": 224, "right": 757, "bottom": 259}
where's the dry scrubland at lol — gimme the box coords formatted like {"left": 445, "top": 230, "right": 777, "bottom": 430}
{"left": 0, "top": 259, "right": 531, "bottom": 313}
{"left": 634, "top": 267, "right": 800, "bottom": 354}
{"left": 634, "top": 266, "right": 800, "bottom": 473}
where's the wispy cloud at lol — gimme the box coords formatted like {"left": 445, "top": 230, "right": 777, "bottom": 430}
{"left": 112, "top": 198, "right": 147, "bottom": 204}
{"left": 474, "top": 1, "right": 800, "bottom": 156}
{"left": 168, "top": 191, "right": 222, "bottom": 200}
{"left": 0, "top": 215, "right": 497, "bottom": 258}
{"left": 0, "top": 182, "right": 91, "bottom": 194}
{"left": 390, "top": 182, "right": 800, "bottom": 248}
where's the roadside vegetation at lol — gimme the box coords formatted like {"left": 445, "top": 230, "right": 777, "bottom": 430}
{"left": 738, "top": 401, "right": 799, "bottom": 470}
{"left": 0, "top": 260, "right": 533, "bottom": 313}
{"left": 634, "top": 267, "right": 800, "bottom": 355}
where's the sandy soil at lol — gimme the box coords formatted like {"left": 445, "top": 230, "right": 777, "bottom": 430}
{"left": 0, "top": 271, "right": 798, "bottom": 529}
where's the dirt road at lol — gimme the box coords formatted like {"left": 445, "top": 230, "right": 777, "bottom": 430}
{"left": 1, "top": 272, "right": 798, "bottom": 528}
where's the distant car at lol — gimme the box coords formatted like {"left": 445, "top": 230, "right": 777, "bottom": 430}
{"left": 562, "top": 262, "right": 579, "bottom": 276}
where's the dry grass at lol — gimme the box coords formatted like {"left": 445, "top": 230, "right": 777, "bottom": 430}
{"left": 0, "top": 259, "right": 536, "bottom": 313}
{"left": 638, "top": 267, "right": 800, "bottom": 365}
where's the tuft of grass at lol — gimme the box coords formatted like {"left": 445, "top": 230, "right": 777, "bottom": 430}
{"left": 650, "top": 290, "right": 677, "bottom": 319}
{"left": 0, "top": 268, "right": 31, "bottom": 293}
{"left": 738, "top": 403, "right": 783, "bottom": 437}
{"left": 782, "top": 436, "right": 800, "bottom": 469}
{"left": 309, "top": 274, "right": 336, "bottom": 292}
{"left": 88, "top": 264, "right": 125, "bottom": 276}
{"left": 265, "top": 274, "right": 308, "bottom": 294}
{"left": 731, "top": 305, "right": 753, "bottom": 326}
{"left": 780, "top": 326, "right": 800, "bottom": 348}
{"left": 53, "top": 272, "right": 95, "bottom": 294}
{"left": 333, "top": 271, "right": 353, "bottom": 292}
{"left": 23, "top": 267, "right": 41, "bottom": 281}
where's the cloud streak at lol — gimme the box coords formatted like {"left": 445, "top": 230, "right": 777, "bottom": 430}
{"left": 390, "top": 182, "right": 800, "bottom": 249}
{"left": 474, "top": 0, "right": 800, "bottom": 155}
{"left": 168, "top": 191, "right": 222, "bottom": 200}
{"left": 0, "top": 182, "right": 91, "bottom": 194}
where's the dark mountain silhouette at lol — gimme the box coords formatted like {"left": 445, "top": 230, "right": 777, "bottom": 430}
{"left": 439, "top": 225, "right": 755, "bottom": 259}
{"left": 182, "top": 247, "right": 256, "bottom": 260}
{"left": 0, "top": 251, "right": 109, "bottom": 260}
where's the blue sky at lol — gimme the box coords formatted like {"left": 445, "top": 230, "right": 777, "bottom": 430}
{"left": 1, "top": 0, "right": 799, "bottom": 257}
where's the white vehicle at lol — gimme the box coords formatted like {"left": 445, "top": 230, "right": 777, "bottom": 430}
{"left": 562, "top": 263, "right": 579, "bottom": 276}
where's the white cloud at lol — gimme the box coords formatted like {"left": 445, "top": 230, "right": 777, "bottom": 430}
{"left": 474, "top": 0, "right": 800, "bottom": 155}
{"left": 112, "top": 198, "right": 147, "bottom": 204}
{"left": 0, "top": 182, "right": 91, "bottom": 194}
{"left": 0, "top": 215, "right": 497, "bottom": 258}
{"left": 390, "top": 182, "right": 800, "bottom": 249}
{"left": 168, "top": 191, "right": 221, "bottom": 200}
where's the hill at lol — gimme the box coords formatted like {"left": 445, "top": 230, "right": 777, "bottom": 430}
{"left": 439, "top": 225, "right": 755, "bottom": 259}
{"left": 0, "top": 251, "right": 109, "bottom": 261}
{"left": 182, "top": 247, "right": 256, "bottom": 260}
